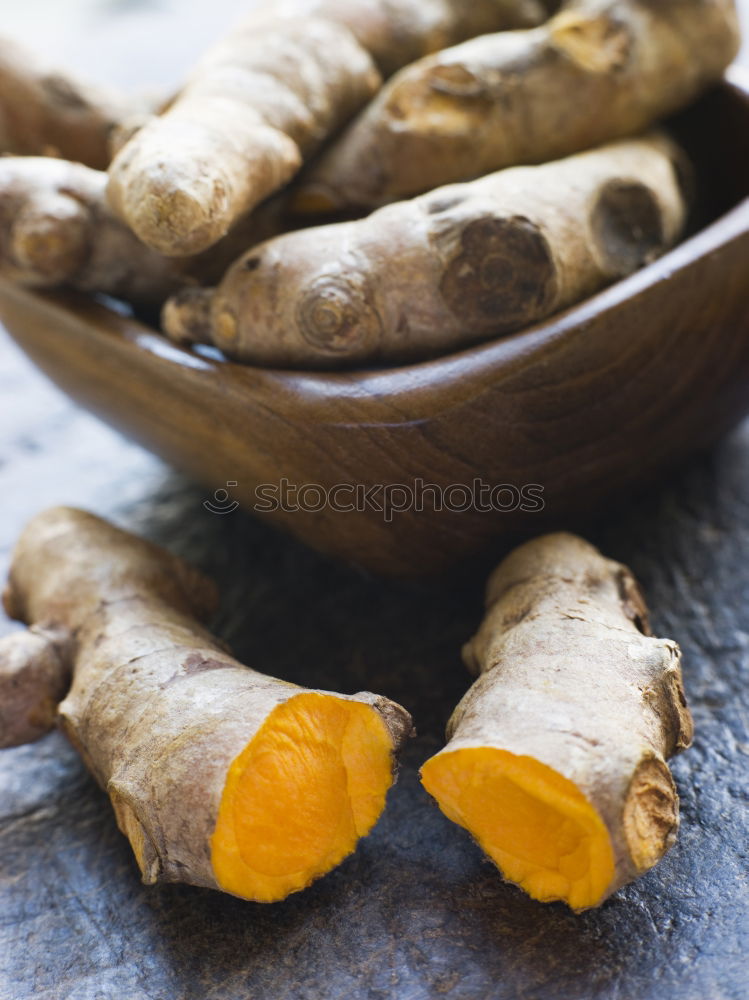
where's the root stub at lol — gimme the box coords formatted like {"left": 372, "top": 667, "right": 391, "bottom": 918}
{"left": 212, "top": 692, "right": 396, "bottom": 902}
{"left": 421, "top": 749, "right": 614, "bottom": 910}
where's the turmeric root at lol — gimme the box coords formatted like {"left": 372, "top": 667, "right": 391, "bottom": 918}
{"left": 295, "top": 0, "right": 552, "bottom": 77}
{"left": 0, "top": 36, "right": 141, "bottom": 169}
{"left": 106, "top": 12, "right": 380, "bottom": 256}
{"left": 106, "top": 0, "right": 550, "bottom": 256}
{"left": 162, "top": 133, "right": 687, "bottom": 368}
{"left": 420, "top": 533, "right": 693, "bottom": 911}
{"left": 0, "top": 158, "right": 288, "bottom": 311}
{"left": 0, "top": 508, "right": 412, "bottom": 902}
{"left": 297, "top": 0, "right": 739, "bottom": 211}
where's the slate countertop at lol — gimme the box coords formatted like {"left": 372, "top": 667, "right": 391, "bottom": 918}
{"left": 1, "top": 3, "right": 749, "bottom": 998}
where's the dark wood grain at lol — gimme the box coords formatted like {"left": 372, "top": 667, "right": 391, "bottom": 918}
{"left": 3, "top": 75, "right": 749, "bottom": 575}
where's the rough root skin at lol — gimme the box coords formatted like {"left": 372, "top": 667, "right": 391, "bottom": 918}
{"left": 162, "top": 133, "right": 687, "bottom": 368}
{"left": 0, "top": 508, "right": 413, "bottom": 902}
{"left": 420, "top": 532, "right": 694, "bottom": 911}
{"left": 0, "top": 36, "right": 141, "bottom": 169}
{"left": 297, "top": 0, "right": 739, "bottom": 210}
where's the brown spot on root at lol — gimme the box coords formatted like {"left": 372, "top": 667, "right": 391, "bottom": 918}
{"left": 550, "top": 12, "right": 633, "bottom": 74}
{"left": 623, "top": 756, "right": 678, "bottom": 872}
{"left": 591, "top": 181, "right": 665, "bottom": 276}
{"left": 109, "top": 784, "right": 161, "bottom": 883}
{"left": 615, "top": 567, "right": 652, "bottom": 636}
{"left": 386, "top": 62, "right": 492, "bottom": 135}
{"left": 441, "top": 216, "right": 556, "bottom": 329}
{"left": 662, "top": 667, "right": 694, "bottom": 754}
{"left": 162, "top": 653, "right": 233, "bottom": 687}
{"left": 296, "top": 275, "right": 382, "bottom": 355}
{"left": 369, "top": 696, "right": 416, "bottom": 750}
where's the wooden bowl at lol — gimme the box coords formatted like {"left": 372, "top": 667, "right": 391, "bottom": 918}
{"left": 3, "top": 70, "right": 749, "bottom": 576}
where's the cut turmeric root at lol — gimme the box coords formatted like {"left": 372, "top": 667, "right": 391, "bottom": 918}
{"left": 422, "top": 751, "right": 615, "bottom": 909}
{"left": 212, "top": 692, "right": 397, "bottom": 901}
{"left": 420, "top": 533, "right": 693, "bottom": 910}
{"left": 0, "top": 508, "right": 412, "bottom": 902}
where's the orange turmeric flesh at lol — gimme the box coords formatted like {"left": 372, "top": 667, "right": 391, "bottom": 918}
{"left": 420, "top": 749, "right": 615, "bottom": 911}
{"left": 212, "top": 692, "right": 395, "bottom": 902}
